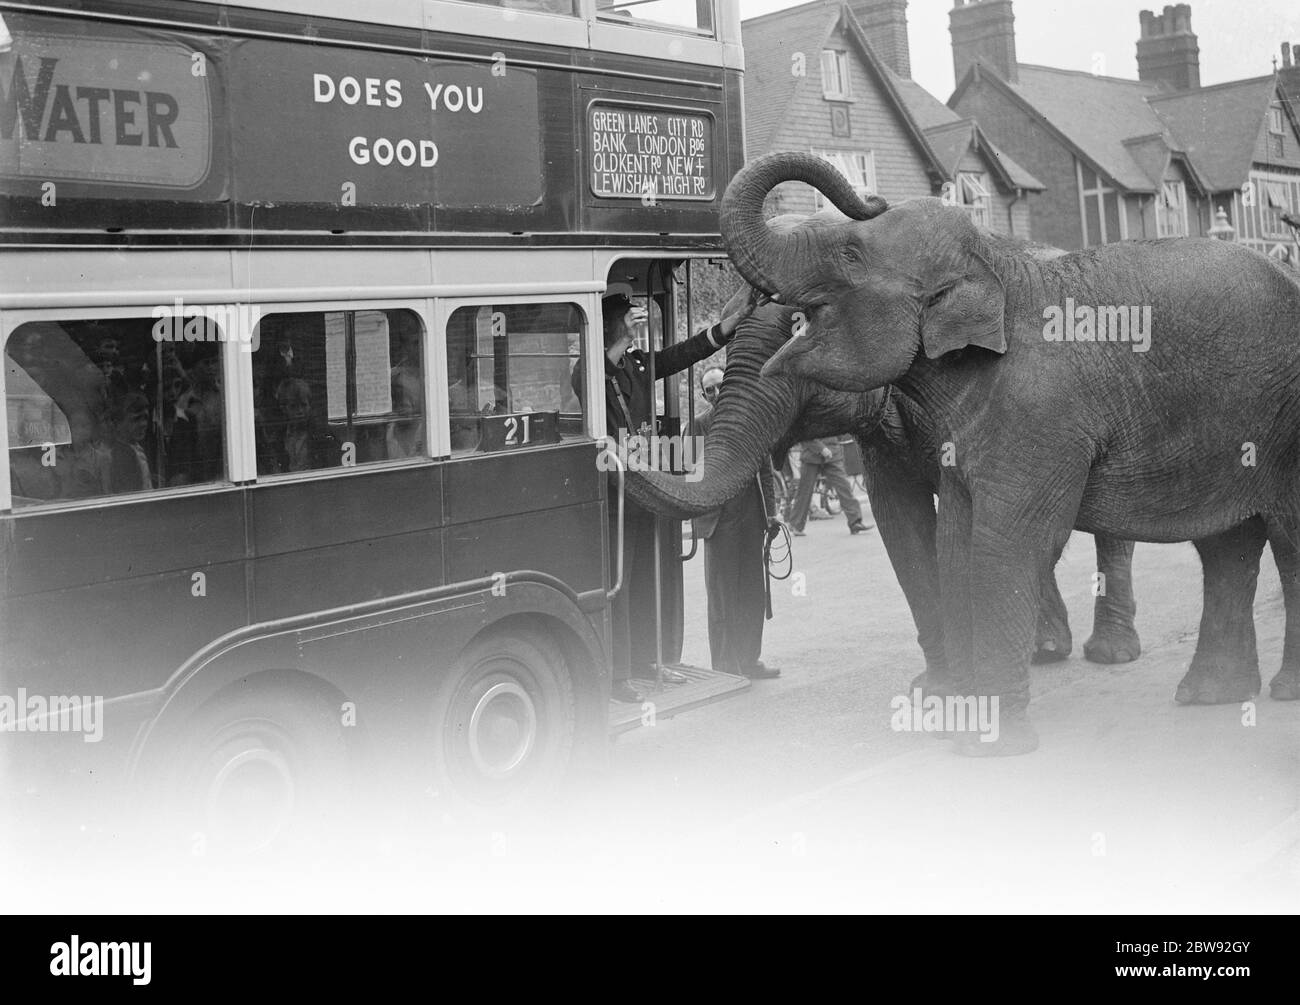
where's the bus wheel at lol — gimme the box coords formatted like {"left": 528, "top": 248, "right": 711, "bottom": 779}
{"left": 431, "top": 629, "right": 576, "bottom": 805}
{"left": 171, "top": 686, "right": 352, "bottom": 855}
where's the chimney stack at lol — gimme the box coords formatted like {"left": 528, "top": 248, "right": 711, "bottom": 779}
{"left": 1283, "top": 42, "right": 1293, "bottom": 69}
{"left": 949, "top": 0, "right": 1018, "bottom": 86}
{"left": 849, "top": 1, "right": 912, "bottom": 79}
{"left": 1136, "top": 5, "right": 1201, "bottom": 92}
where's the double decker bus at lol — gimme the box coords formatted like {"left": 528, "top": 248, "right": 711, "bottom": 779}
{"left": 0, "top": 0, "right": 744, "bottom": 847}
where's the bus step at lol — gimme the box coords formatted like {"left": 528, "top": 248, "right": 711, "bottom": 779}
{"left": 608, "top": 664, "right": 750, "bottom": 734}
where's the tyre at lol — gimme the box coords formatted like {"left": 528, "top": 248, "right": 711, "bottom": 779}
{"left": 429, "top": 627, "right": 576, "bottom": 806}
{"left": 168, "top": 683, "right": 353, "bottom": 856}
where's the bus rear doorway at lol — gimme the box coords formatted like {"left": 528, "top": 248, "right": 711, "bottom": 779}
{"left": 601, "top": 258, "right": 751, "bottom": 734}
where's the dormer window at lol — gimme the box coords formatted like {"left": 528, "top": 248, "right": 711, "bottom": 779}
{"left": 821, "top": 50, "right": 852, "bottom": 100}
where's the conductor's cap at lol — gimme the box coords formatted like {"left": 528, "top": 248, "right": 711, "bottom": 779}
{"left": 602, "top": 282, "right": 635, "bottom": 311}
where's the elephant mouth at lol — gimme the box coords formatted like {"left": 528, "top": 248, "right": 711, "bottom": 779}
{"left": 761, "top": 333, "right": 809, "bottom": 378}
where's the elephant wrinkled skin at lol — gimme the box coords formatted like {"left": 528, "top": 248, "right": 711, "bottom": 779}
{"left": 721, "top": 152, "right": 1300, "bottom": 755}
{"left": 626, "top": 280, "right": 1142, "bottom": 684}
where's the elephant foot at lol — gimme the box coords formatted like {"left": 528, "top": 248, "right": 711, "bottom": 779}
{"left": 1083, "top": 626, "right": 1141, "bottom": 665}
{"left": 952, "top": 709, "right": 1039, "bottom": 757}
{"left": 905, "top": 670, "right": 960, "bottom": 740}
{"left": 908, "top": 668, "right": 955, "bottom": 699}
{"left": 1174, "top": 661, "right": 1261, "bottom": 705}
{"left": 1030, "top": 639, "right": 1069, "bottom": 665}
{"left": 1268, "top": 669, "right": 1300, "bottom": 701}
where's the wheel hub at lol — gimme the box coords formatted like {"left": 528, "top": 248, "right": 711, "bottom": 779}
{"left": 467, "top": 680, "right": 537, "bottom": 779}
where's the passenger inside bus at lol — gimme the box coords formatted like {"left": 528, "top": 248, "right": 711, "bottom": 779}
{"left": 268, "top": 378, "right": 341, "bottom": 473}
{"left": 252, "top": 308, "right": 425, "bottom": 473}
{"left": 4, "top": 320, "right": 227, "bottom": 505}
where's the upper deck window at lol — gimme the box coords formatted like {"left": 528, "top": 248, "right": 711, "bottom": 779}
{"left": 455, "top": 0, "right": 579, "bottom": 13}
{"left": 597, "top": 0, "right": 715, "bottom": 36}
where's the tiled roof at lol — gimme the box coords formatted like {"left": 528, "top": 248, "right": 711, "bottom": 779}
{"left": 953, "top": 61, "right": 1297, "bottom": 195}
{"left": 892, "top": 74, "right": 962, "bottom": 130}
{"left": 741, "top": 2, "right": 947, "bottom": 183}
{"left": 1002, "top": 65, "right": 1167, "bottom": 191}
{"left": 1147, "top": 76, "right": 1278, "bottom": 191}
{"left": 741, "top": 3, "right": 841, "bottom": 159}
{"left": 892, "top": 72, "right": 1042, "bottom": 191}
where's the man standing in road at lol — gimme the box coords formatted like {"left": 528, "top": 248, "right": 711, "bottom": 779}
{"left": 788, "top": 438, "right": 872, "bottom": 537}
{"left": 692, "top": 367, "right": 782, "bottom": 680}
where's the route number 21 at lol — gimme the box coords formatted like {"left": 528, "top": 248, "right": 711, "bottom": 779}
{"left": 504, "top": 415, "right": 531, "bottom": 445}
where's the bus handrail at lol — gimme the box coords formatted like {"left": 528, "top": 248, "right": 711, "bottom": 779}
{"left": 603, "top": 445, "right": 626, "bottom": 600}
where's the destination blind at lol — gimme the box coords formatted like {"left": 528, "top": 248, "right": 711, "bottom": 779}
{"left": 588, "top": 104, "right": 714, "bottom": 202}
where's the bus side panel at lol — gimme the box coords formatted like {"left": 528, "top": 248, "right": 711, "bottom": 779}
{"left": 441, "top": 443, "right": 603, "bottom": 591}
{"left": 248, "top": 464, "right": 445, "bottom": 622}
{"left": 1, "top": 491, "right": 248, "bottom": 699}
{"left": 443, "top": 501, "right": 606, "bottom": 595}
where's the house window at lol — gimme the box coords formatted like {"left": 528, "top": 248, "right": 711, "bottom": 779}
{"left": 956, "top": 172, "right": 992, "bottom": 229}
{"left": 1156, "top": 181, "right": 1188, "bottom": 237}
{"left": 821, "top": 50, "right": 851, "bottom": 100}
{"left": 810, "top": 149, "right": 876, "bottom": 209}
{"left": 1270, "top": 105, "right": 1286, "bottom": 135}
{"left": 1265, "top": 181, "right": 1294, "bottom": 237}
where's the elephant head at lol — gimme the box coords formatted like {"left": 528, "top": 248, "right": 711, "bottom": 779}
{"left": 721, "top": 152, "right": 1008, "bottom": 393}
{"left": 624, "top": 215, "right": 890, "bottom": 521}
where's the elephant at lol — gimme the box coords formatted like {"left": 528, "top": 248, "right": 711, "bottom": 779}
{"left": 626, "top": 253, "right": 1142, "bottom": 685}
{"left": 719, "top": 151, "right": 1300, "bottom": 755}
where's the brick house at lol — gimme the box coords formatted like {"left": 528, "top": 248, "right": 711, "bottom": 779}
{"left": 947, "top": 0, "right": 1300, "bottom": 262}
{"left": 742, "top": 0, "right": 1043, "bottom": 236}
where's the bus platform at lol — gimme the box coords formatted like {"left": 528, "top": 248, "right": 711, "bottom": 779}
{"left": 608, "top": 664, "right": 750, "bottom": 734}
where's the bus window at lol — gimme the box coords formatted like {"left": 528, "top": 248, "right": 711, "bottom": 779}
{"left": 455, "top": 0, "right": 578, "bottom": 13}
{"left": 597, "top": 0, "right": 714, "bottom": 34}
{"left": 4, "top": 319, "right": 225, "bottom": 505}
{"left": 252, "top": 308, "right": 426, "bottom": 475}
{"left": 445, "top": 303, "right": 585, "bottom": 455}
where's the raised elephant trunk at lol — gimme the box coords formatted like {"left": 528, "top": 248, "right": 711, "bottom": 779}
{"left": 720, "top": 153, "right": 889, "bottom": 296}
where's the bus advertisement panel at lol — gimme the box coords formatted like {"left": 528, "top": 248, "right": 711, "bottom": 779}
{"left": 0, "top": 5, "right": 740, "bottom": 239}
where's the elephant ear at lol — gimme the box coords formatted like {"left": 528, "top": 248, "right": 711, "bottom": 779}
{"left": 919, "top": 253, "right": 1007, "bottom": 360}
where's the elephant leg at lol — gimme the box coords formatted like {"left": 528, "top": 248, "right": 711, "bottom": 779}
{"left": 1032, "top": 552, "right": 1072, "bottom": 664}
{"left": 1175, "top": 518, "right": 1267, "bottom": 705}
{"left": 935, "top": 475, "right": 974, "bottom": 700}
{"left": 861, "top": 459, "right": 948, "bottom": 691}
{"left": 951, "top": 522, "right": 1064, "bottom": 758}
{"left": 1266, "top": 523, "right": 1300, "bottom": 700}
{"left": 944, "top": 465, "right": 1089, "bottom": 757}
{"left": 933, "top": 475, "right": 1046, "bottom": 756}
{"left": 1084, "top": 535, "right": 1140, "bottom": 664}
